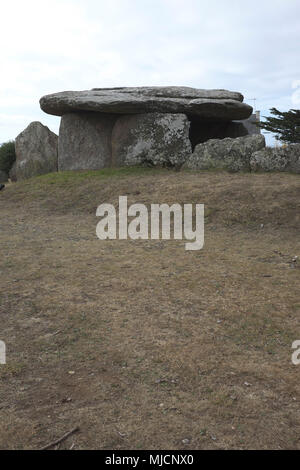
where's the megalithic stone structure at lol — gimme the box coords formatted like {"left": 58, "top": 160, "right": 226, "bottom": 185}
{"left": 39, "top": 86, "right": 253, "bottom": 171}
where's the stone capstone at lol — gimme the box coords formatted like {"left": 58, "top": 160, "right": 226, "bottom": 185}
{"left": 40, "top": 86, "right": 253, "bottom": 121}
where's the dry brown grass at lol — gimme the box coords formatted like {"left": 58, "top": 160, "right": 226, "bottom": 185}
{"left": 0, "top": 168, "right": 300, "bottom": 450}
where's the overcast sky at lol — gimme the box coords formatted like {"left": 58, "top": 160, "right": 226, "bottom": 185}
{"left": 1, "top": 0, "right": 300, "bottom": 145}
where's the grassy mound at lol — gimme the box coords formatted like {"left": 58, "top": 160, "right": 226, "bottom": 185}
{"left": 0, "top": 168, "right": 300, "bottom": 449}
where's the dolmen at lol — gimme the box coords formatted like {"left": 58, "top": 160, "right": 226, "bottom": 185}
{"left": 12, "top": 87, "right": 259, "bottom": 180}
{"left": 39, "top": 86, "right": 253, "bottom": 171}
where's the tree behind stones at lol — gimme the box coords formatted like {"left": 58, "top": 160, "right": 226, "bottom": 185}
{"left": 258, "top": 108, "right": 300, "bottom": 144}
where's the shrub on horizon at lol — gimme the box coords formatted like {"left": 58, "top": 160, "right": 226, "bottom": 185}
{"left": 0, "top": 141, "right": 16, "bottom": 174}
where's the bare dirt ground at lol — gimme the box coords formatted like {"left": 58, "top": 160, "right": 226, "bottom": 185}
{"left": 0, "top": 167, "right": 300, "bottom": 450}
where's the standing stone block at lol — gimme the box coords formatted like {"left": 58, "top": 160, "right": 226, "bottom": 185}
{"left": 111, "top": 113, "right": 192, "bottom": 168}
{"left": 250, "top": 145, "right": 300, "bottom": 173}
{"left": 184, "top": 135, "right": 266, "bottom": 172}
{"left": 58, "top": 112, "right": 118, "bottom": 171}
{"left": 15, "top": 122, "right": 58, "bottom": 180}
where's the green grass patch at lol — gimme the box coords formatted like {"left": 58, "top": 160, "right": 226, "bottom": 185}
{"left": 32, "top": 166, "right": 164, "bottom": 184}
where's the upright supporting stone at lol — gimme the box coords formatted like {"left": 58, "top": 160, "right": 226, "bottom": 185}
{"left": 58, "top": 112, "right": 118, "bottom": 171}
{"left": 112, "top": 113, "right": 192, "bottom": 168}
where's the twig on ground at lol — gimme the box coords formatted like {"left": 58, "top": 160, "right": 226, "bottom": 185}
{"left": 52, "top": 330, "right": 62, "bottom": 336}
{"left": 39, "top": 426, "right": 79, "bottom": 450}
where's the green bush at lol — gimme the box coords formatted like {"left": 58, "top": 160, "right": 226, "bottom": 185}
{"left": 0, "top": 141, "right": 16, "bottom": 174}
